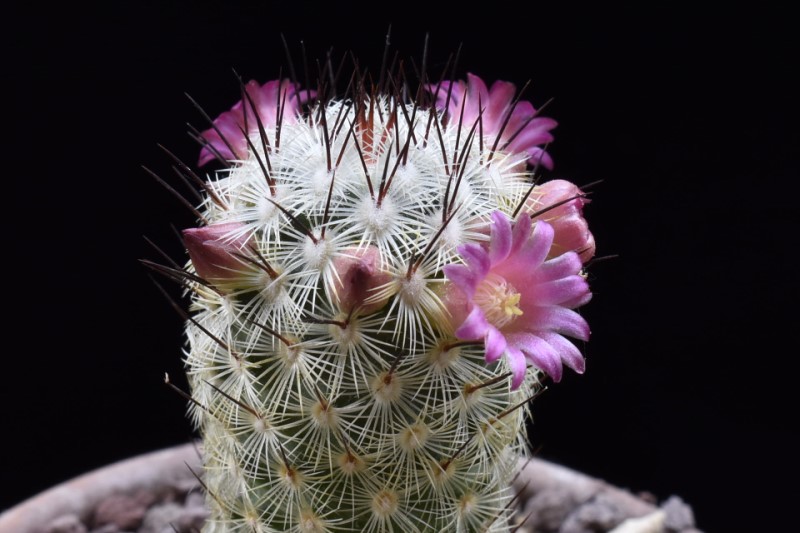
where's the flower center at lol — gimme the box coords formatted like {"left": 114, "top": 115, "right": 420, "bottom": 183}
{"left": 474, "top": 273, "right": 523, "bottom": 328}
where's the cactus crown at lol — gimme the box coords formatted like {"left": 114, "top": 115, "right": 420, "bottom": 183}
{"left": 154, "top": 56, "right": 594, "bottom": 532}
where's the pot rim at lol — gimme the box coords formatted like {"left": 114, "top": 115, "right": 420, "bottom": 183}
{"left": 0, "top": 444, "right": 203, "bottom": 532}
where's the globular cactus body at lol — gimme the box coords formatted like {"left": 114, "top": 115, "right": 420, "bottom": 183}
{"left": 175, "top": 73, "right": 593, "bottom": 532}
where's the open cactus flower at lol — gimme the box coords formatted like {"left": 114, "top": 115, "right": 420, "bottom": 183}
{"left": 153, "top": 65, "right": 597, "bottom": 532}
{"left": 443, "top": 212, "right": 591, "bottom": 390}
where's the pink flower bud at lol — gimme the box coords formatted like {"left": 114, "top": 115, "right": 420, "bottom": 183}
{"left": 183, "top": 222, "right": 255, "bottom": 289}
{"left": 330, "top": 247, "right": 392, "bottom": 315}
{"left": 525, "top": 180, "right": 595, "bottom": 263}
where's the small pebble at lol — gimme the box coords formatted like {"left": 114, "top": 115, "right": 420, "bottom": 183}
{"left": 522, "top": 486, "right": 578, "bottom": 531}
{"left": 89, "top": 524, "right": 124, "bottom": 533}
{"left": 140, "top": 502, "right": 208, "bottom": 533}
{"left": 609, "top": 510, "right": 666, "bottom": 533}
{"left": 662, "top": 495, "right": 696, "bottom": 531}
{"left": 184, "top": 490, "right": 206, "bottom": 509}
{"left": 561, "top": 492, "right": 627, "bottom": 533}
{"left": 92, "top": 490, "right": 155, "bottom": 530}
{"left": 45, "top": 514, "right": 87, "bottom": 533}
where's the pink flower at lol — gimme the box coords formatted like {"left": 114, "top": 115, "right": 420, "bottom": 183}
{"left": 443, "top": 212, "right": 591, "bottom": 389}
{"left": 330, "top": 247, "right": 392, "bottom": 315}
{"left": 428, "top": 73, "right": 557, "bottom": 169}
{"left": 198, "top": 79, "right": 312, "bottom": 166}
{"left": 183, "top": 222, "right": 254, "bottom": 289}
{"left": 525, "top": 179, "right": 596, "bottom": 264}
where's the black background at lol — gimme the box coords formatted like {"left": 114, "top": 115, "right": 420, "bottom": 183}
{"left": 3, "top": 2, "right": 797, "bottom": 531}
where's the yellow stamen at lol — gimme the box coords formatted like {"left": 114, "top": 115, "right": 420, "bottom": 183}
{"left": 503, "top": 293, "right": 523, "bottom": 317}
{"left": 475, "top": 274, "right": 523, "bottom": 328}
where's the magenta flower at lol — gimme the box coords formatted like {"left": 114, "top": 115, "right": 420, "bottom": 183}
{"left": 428, "top": 73, "right": 557, "bottom": 169}
{"left": 198, "top": 79, "right": 311, "bottom": 166}
{"left": 525, "top": 179, "right": 596, "bottom": 264}
{"left": 183, "top": 222, "right": 254, "bottom": 289}
{"left": 443, "top": 212, "right": 591, "bottom": 389}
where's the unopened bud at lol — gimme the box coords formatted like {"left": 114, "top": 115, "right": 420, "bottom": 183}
{"left": 330, "top": 247, "right": 392, "bottom": 315}
{"left": 183, "top": 222, "right": 255, "bottom": 291}
{"left": 525, "top": 179, "right": 595, "bottom": 263}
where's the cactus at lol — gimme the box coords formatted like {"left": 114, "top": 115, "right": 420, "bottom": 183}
{"left": 161, "top": 68, "right": 595, "bottom": 532}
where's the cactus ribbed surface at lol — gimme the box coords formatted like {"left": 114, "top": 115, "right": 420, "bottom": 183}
{"left": 171, "top": 73, "right": 593, "bottom": 532}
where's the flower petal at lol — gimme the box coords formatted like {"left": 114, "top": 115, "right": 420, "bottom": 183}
{"left": 199, "top": 115, "right": 245, "bottom": 165}
{"left": 510, "top": 220, "right": 553, "bottom": 272}
{"left": 443, "top": 263, "right": 479, "bottom": 298}
{"left": 489, "top": 211, "right": 513, "bottom": 265}
{"left": 509, "top": 211, "right": 532, "bottom": 256}
{"left": 508, "top": 117, "right": 558, "bottom": 146}
{"left": 464, "top": 73, "right": 490, "bottom": 125}
{"left": 459, "top": 243, "right": 490, "bottom": 278}
{"left": 198, "top": 79, "right": 310, "bottom": 166}
{"left": 484, "top": 325, "right": 507, "bottom": 363}
{"left": 521, "top": 146, "right": 555, "bottom": 170}
{"left": 538, "top": 252, "right": 583, "bottom": 283}
{"left": 562, "top": 290, "right": 593, "bottom": 309}
{"left": 538, "top": 332, "right": 585, "bottom": 374}
{"left": 506, "top": 346, "right": 527, "bottom": 389}
{"left": 535, "top": 275, "right": 590, "bottom": 306}
{"left": 455, "top": 306, "right": 490, "bottom": 340}
{"left": 496, "top": 218, "right": 550, "bottom": 281}
{"left": 508, "top": 332, "right": 563, "bottom": 382}
{"left": 522, "top": 306, "right": 590, "bottom": 341}
{"left": 485, "top": 80, "right": 516, "bottom": 131}
{"left": 433, "top": 80, "right": 464, "bottom": 118}
{"left": 427, "top": 75, "right": 556, "bottom": 167}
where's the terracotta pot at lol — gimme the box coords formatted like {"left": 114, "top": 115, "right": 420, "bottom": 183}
{"left": 0, "top": 444, "right": 698, "bottom": 532}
